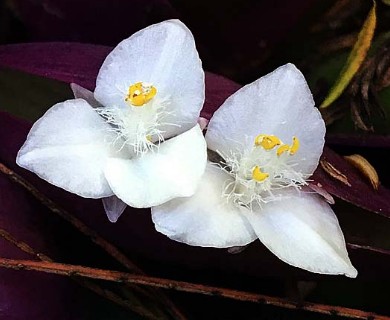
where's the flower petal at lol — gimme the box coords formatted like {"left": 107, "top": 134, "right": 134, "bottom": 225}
{"left": 244, "top": 190, "right": 357, "bottom": 277}
{"left": 152, "top": 163, "right": 257, "bottom": 247}
{"left": 104, "top": 125, "right": 207, "bottom": 208}
{"left": 17, "top": 99, "right": 127, "bottom": 198}
{"left": 94, "top": 19, "right": 204, "bottom": 138}
{"left": 206, "top": 63, "right": 325, "bottom": 175}
{"left": 70, "top": 83, "right": 101, "bottom": 107}
{"left": 102, "top": 195, "right": 127, "bottom": 223}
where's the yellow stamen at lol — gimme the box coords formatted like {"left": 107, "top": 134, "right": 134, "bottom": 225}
{"left": 290, "top": 136, "right": 300, "bottom": 155}
{"left": 277, "top": 144, "right": 290, "bottom": 156}
{"left": 125, "top": 82, "right": 157, "bottom": 107}
{"left": 276, "top": 137, "right": 300, "bottom": 156}
{"left": 254, "top": 134, "right": 281, "bottom": 150}
{"left": 252, "top": 166, "right": 269, "bottom": 182}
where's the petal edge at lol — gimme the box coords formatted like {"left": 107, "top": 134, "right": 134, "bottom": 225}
{"left": 104, "top": 125, "right": 207, "bottom": 208}
{"left": 245, "top": 190, "right": 357, "bottom": 277}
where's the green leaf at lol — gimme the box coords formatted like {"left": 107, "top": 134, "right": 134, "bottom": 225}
{"left": 320, "top": 1, "right": 377, "bottom": 109}
{"left": 0, "top": 67, "right": 72, "bottom": 121}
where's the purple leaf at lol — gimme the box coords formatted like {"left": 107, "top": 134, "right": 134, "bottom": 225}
{"left": 0, "top": 173, "right": 121, "bottom": 320}
{"left": 326, "top": 133, "right": 390, "bottom": 187}
{"left": 203, "top": 72, "right": 241, "bottom": 118}
{"left": 1, "top": 108, "right": 390, "bottom": 284}
{"left": 0, "top": 111, "right": 333, "bottom": 282}
{"left": 313, "top": 146, "right": 390, "bottom": 218}
{"left": 1, "top": 42, "right": 389, "bottom": 217}
{"left": 0, "top": 42, "right": 240, "bottom": 118}
{"left": 1, "top": 41, "right": 390, "bottom": 291}
{"left": 0, "top": 42, "right": 110, "bottom": 90}
{"left": 8, "top": 0, "right": 319, "bottom": 81}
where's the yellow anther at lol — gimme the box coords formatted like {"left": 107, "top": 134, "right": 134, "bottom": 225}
{"left": 252, "top": 166, "right": 269, "bottom": 182}
{"left": 254, "top": 134, "right": 265, "bottom": 146}
{"left": 277, "top": 144, "right": 290, "bottom": 156}
{"left": 276, "top": 136, "right": 300, "bottom": 156}
{"left": 290, "top": 136, "right": 300, "bottom": 155}
{"left": 125, "top": 82, "right": 157, "bottom": 107}
{"left": 146, "top": 135, "right": 152, "bottom": 142}
{"left": 254, "top": 134, "right": 281, "bottom": 150}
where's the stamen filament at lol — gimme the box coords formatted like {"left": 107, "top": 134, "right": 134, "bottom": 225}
{"left": 219, "top": 133, "right": 305, "bottom": 210}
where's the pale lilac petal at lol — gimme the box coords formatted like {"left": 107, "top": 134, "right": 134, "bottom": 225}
{"left": 102, "top": 195, "right": 127, "bottom": 223}
{"left": 70, "top": 83, "right": 101, "bottom": 107}
{"left": 197, "top": 117, "right": 209, "bottom": 130}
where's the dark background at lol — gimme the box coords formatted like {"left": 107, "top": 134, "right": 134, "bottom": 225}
{"left": 1, "top": 1, "right": 390, "bottom": 319}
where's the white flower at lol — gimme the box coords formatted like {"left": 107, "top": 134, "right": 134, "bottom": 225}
{"left": 152, "top": 64, "right": 357, "bottom": 277}
{"left": 16, "top": 20, "right": 207, "bottom": 222}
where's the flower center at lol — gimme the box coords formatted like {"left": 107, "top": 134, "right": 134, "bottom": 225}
{"left": 125, "top": 82, "right": 157, "bottom": 107}
{"left": 97, "top": 81, "right": 176, "bottom": 155}
{"left": 220, "top": 134, "right": 307, "bottom": 208}
{"left": 251, "top": 134, "right": 300, "bottom": 182}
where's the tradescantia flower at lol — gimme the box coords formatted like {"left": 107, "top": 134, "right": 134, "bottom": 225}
{"left": 16, "top": 20, "right": 207, "bottom": 222}
{"left": 152, "top": 64, "right": 358, "bottom": 277}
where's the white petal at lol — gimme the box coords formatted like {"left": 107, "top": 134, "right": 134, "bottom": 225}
{"left": 102, "top": 195, "right": 127, "bottom": 223}
{"left": 152, "top": 163, "right": 257, "bottom": 247}
{"left": 104, "top": 125, "right": 207, "bottom": 208}
{"left": 70, "top": 83, "right": 101, "bottom": 107}
{"left": 244, "top": 190, "right": 357, "bottom": 277}
{"left": 206, "top": 63, "right": 325, "bottom": 175}
{"left": 95, "top": 19, "right": 204, "bottom": 138}
{"left": 17, "top": 99, "right": 127, "bottom": 198}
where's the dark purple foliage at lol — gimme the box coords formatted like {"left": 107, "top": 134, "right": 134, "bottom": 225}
{"left": 7, "top": 0, "right": 319, "bottom": 82}
{"left": 1, "top": 40, "right": 390, "bottom": 319}
{"left": 0, "top": 42, "right": 240, "bottom": 119}
{"left": 313, "top": 146, "right": 390, "bottom": 218}
{"left": 0, "top": 41, "right": 389, "bottom": 216}
{"left": 0, "top": 173, "right": 111, "bottom": 320}
{"left": 0, "top": 42, "right": 111, "bottom": 90}
{"left": 2, "top": 112, "right": 390, "bottom": 286}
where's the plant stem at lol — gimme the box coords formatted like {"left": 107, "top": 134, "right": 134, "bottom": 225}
{"left": 0, "top": 257, "right": 388, "bottom": 320}
{"left": 0, "top": 228, "right": 161, "bottom": 319}
{"left": 348, "top": 242, "right": 390, "bottom": 256}
{"left": 0, "top": 163, "right": 141, "bottom": 273}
